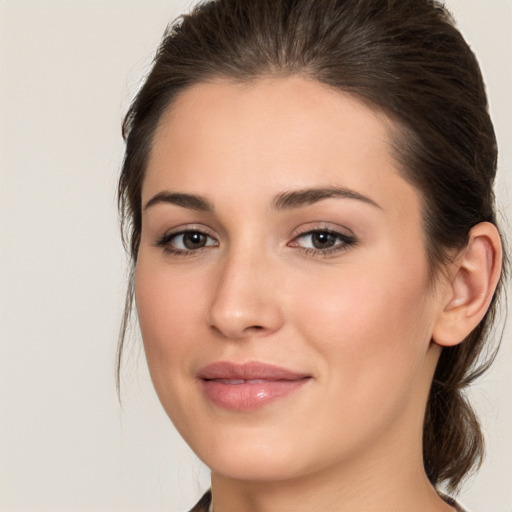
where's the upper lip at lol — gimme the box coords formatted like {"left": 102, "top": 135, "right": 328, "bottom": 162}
{"left": 197, "top": 361, "right": 310, "bottom": 381}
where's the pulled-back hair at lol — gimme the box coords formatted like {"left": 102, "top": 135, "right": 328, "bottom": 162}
{"left": 118, "top": 0, "right": 507, "bottom": 492}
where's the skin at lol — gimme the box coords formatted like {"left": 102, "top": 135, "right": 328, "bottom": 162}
{"left": 135, "top": 76, "right": 458, "bottom": 511}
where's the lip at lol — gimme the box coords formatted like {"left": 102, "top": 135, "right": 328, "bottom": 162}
{"left": 197, "top": 361, "right": 311, "bottom": 411}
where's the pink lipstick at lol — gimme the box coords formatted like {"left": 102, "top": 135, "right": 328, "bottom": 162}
{"left": 198, "top": 361, "right": 311, "bottom": 411}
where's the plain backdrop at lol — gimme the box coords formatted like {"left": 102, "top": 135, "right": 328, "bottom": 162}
{"left": 0, "top": 1, "right": 511, "bottom": 511}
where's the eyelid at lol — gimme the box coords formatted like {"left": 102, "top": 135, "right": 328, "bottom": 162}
{"left": 287, "top": 223, "right": 357, "bottom": 255}
{"left": 289, "top": 222, "right": 355, "bottom": 240}
{"left": 154, "top": 224, "right": 219, "bottom": 256}
{"left": 157, "top": 223, "right": 218, "bottom": 238}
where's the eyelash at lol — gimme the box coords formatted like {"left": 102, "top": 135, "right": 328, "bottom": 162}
{"left": 290, "top": 228, "right": 356, "bottom": 257}
{"left": 154, "top": 227, "right": 357, "bottom": 258}
{"left": 155, "top": 229, "right": 218, "bottom": 257}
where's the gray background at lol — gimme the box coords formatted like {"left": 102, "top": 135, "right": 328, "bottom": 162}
{"left": 1, "top": 1, "right": 511, "bottom": 510}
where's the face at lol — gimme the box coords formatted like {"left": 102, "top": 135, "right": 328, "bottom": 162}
{"left": 135, "top": 76, "right": 445, "bottom": 483}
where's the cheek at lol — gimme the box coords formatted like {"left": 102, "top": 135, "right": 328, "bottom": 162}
{"left": 134, "top": 257, "right": 207, "bottom": 377}
{"left": 292, "top": 253, "right": 434, "bottom": 393}
{"left": 134, "top": 256, "right": 216, "bottom": 438}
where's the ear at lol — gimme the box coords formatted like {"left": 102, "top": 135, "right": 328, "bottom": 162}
{"left": 432, "top": 222, "right": 503, "bottom": 347}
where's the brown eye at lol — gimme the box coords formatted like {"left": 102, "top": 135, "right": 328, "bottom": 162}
{"left": 182, "top": 231, "right": 209, "bottom": 249}
{"left": 290, "top": 229, "right": 356, "bottom": 254}
{"left": 156, "top": 229, "right": 218, "bottom": 254}
{"left": 310, "top": 231, "right": 337, "bottom": 249}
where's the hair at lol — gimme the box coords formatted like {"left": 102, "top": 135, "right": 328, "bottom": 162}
{"left": 117, "top": 0, "right": 507, "bottom": 493}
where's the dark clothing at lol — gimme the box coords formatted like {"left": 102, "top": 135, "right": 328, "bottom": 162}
{"left": 188, "top": 490, "right": 211, "bottom": 512}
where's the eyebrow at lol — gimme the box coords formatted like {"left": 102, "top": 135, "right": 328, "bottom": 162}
{"left": 144, "top": 192, "right": 213, "bottom": 212}
{"left": 272, "top": 186, "right": 382, "bottom": 211}
{"left": 143, "top": 186, "right": 381, "bottom": 212}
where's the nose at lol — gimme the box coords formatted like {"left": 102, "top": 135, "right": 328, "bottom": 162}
{"left": 207, "top": 249, "right": 284, "bottom": 340}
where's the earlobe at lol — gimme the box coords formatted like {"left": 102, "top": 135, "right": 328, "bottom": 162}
{"left": 432, "top": 222, "right": 503, "bottom": 347}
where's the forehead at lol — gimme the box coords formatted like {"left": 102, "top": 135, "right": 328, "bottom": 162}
{"left": 144, "top": 76, "right": 418, "bottom": 218}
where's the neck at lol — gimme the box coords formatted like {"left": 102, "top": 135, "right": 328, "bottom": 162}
{"left": 210, "top": 405, "right": 453, "bottom": 512}
{"left": 210, "top": 451, "right": 452, "bottom": 512}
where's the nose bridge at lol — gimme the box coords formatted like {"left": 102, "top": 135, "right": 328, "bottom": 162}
{"left": 207, "top": 241, "right": 283, "bottom": 339}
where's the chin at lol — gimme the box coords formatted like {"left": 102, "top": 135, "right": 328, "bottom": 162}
{"left": 193, "top": 429, "right": 307, "bottom": 482}
{"left": 209, "top": 455, "right": 300, "bottom": 483}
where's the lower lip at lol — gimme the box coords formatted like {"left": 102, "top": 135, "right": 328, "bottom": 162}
{"left": 201, "top": 378, "right": 309, "bottom": 411}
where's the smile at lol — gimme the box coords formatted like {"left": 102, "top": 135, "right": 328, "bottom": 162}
{"left": 197, "top": 362, "right": 311, "bottom": 411}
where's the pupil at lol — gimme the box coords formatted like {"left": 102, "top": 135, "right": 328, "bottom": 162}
{"left": 313, "top": 232, "right": 335, "bottom": 249}
{"left": 184, "top": 232, "right": 205, "bottom": 249}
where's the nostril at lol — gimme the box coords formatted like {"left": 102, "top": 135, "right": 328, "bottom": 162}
{"left": 245, "top": 325, "right": 265, "bottom": 333}
{"left": 209, "top": 322, "right": 267, "bottom": 339}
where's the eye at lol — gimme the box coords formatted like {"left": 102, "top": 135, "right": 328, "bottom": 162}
{"left": 289, "top": 228, "right": 356, "bottom": 255}
{"left": 156, "top": 229, "right": 218, "bottom": 255}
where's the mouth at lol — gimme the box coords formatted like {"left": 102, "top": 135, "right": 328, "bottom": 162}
{"left": 197, "top": 361, "right": 311, "bottom": 411}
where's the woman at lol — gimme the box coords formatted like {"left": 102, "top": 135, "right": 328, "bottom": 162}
{"left": 117, "top": 0, "right": 507, "bottom": 510}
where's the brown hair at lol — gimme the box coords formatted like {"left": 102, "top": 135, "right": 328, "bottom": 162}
{"left": 117, "top": 0, "right": 507, "bottom": 492}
